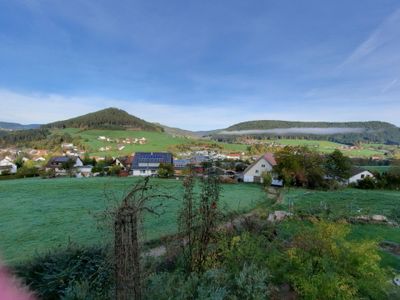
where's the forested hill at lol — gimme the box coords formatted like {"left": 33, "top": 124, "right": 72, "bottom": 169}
{"left": 226, "top": 120, "right": 397, "bottom": 131}
{"left": 212, "top": 120, "right": 400, "bottom": 145}
{"left": 42, "top": 108, "right": 163, "bottom": 131}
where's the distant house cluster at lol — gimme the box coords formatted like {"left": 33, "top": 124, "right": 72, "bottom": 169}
{"left": 97, "top": 136, "right": 147, "bottom": 152}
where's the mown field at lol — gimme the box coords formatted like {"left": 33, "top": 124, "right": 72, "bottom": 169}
{"left": 59, "top": 128, "right": 247, "bottom": 156}
{"left": 269, "top": 139, "right": 390, "bottom": 157}
{"left": 278, "top": 188, "right": 400, "bottom": 270}
{"left": 0, "top": 177, "right": 264, "bottom": 264}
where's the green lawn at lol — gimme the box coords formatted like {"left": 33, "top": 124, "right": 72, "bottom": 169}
{"left": 0, "top": 177, "right": 264, "bottom": 264}
{"left": 58, "top": 128, "right": 247, "bottom": 156}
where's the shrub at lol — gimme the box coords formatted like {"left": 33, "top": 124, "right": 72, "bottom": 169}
{"left": 14, "top": 245, "right": 112, "bottom": 299}
{"left": 268, "top": 221, "right": 390, "bottom": 299}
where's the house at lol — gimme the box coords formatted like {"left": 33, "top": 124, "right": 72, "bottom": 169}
{"left": 226, "top": 153, "right": 241, "bottom": 160}
{"left": 130, "top": 152, "right": 173, "bottom": 176}
{"left": 243, "top": 153, "right": 277, "bottom": 183}
{"left": 76, "top": 165, "right": 93, "bottom": 177}
{"left": 348, "top": 169, "right": 375, "bottom": 184}
{"left": 174, "top": 159, "right": 190, "bottom": 173}
{"left": 112, "top": 156, "right": 134, "bottom": 171}
{"left": 0, "top": 158, "right": 17, "bottom": 175}
{"left": 45, "top": 156, "right": 84, "bottom": 176}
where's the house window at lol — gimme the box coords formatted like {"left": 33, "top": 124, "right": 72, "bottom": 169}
{"left": 361, "top": 174, "right": 365, "bottom": 179}
{"left": 261, "top": 164, "right": 265, "bottom": 168}
{"left": 140, "top": 170, "right": 146, "bottom": 174}
{"left": 255, "top": 170, "right": 259, "bottom": 173}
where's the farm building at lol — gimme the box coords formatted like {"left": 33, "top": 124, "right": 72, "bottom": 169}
{"left": 348, "top": 169, "right": 375, "bottom": 184}
{"left": 130, "top": 152, "right": 173, "bottom": 176}
{"left": 0, "top": 158, "right": 17, "bottom": 175}
{"left": 243, "top": 153, "right": 280, "bottom": 184}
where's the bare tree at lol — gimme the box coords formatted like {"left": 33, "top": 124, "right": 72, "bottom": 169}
{"left": 114, "top": 177, "right": 166, "bottom": 300}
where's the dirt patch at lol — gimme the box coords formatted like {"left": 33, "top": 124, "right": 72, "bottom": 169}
{"left": 379, "top": 241, "right": 400, "bottom": 256}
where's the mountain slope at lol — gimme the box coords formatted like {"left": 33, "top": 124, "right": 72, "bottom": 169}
{"left": 212, "top": 120, "right": 400, "bottom": 145}
{"left": 0, "top": 122, "right": 41, "bottom": 131}
{"left": 43, "top": 108, "right": 162, "bottom": 131}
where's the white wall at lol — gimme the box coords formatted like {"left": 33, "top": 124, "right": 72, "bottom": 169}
{"left": 243, "top": 157, "right": 273, "bottom": 183}
{"left": 348, "top": 171, "right": 374, "bottom": 184}
{"left": 131, "top": 169, "right": 157, "bottom": 176}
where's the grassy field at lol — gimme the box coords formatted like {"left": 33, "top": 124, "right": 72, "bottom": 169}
{"left": 0, "top": 177, "right": 264, "bottom": 264}
{"left": 278, "top": 188, "right": 400, "bottom": 270}
{"left": 59, "top": 128, "right": 247, "bottom": 156}
{"left": 268, "top": 139, "right": 389, "bottom": 157}
{"left": 281, "top": 188, "right": 400, "bottom": 216}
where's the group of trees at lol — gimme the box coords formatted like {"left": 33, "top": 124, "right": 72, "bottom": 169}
{"left": 273, "top": 147, "right": 352, "bottom": 189}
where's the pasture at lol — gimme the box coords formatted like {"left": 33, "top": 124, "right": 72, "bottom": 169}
{"left": 269, "top": 139, "right": 388, "bottom": 157}
{"left": 0, "top": 177, "right": 264, "bottom": 263}
{"left": 59, "top": 128, "right": 247, "bottom": 156}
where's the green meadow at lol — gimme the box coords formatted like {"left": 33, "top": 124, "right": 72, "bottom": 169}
{"left": 59, "top": 128, "right": 247, "bottom": 156}
{"left": 0, "top": 177, "right": 264, "bottom": 263}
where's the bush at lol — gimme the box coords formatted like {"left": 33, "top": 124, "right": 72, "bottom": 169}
{"left": 268, "top": 221, "right": 390, "bottom": 299}
{"left": 144, "top": 263, "right": 269, "bottom": 300}
{"left": 14, "top": 245, "right": 112, "bottom": 299}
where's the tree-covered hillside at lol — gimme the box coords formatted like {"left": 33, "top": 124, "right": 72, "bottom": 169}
{"left": 212, "top": 120, "right": 400, "bottom": 145}
{"left": 43, "top": 108, "right": 163, "bottom": 131}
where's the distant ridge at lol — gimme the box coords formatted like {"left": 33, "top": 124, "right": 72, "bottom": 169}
{"left": 43, "top": 108, "right": 163, "bottom": 131}
{"left": 0, "top": 121, "right": 41, "bottom": 131}
{"left": 211, "top": 120, "right": 400, "bottom": 145}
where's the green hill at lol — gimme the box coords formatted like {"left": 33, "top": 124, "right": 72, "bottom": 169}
{"left": 212, "top": 120, "right": 400, "bottom": 145}
{"left": 43, "top": 108, "right": 162, "bottom": 131}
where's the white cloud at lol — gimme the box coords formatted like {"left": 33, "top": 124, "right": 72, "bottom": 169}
{"left": 0, "top": 88, "right": 399, "bottom": 130}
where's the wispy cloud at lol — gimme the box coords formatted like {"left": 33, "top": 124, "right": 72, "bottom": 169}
{"left": 339, "top": 8, "right": 400, "bottom": 69}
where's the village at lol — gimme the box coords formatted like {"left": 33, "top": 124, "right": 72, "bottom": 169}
{"left": 0, "top": 140, "right": 374, "bottom": 187}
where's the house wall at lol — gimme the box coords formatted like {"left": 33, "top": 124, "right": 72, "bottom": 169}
{"left": 348, "top": 171, "right": 374, "bottom": 184}
{"left": 0, "top": 160, "right": 17, "bottom": 175}
{"left": 131, "top": 169, "right": 157, "bottom": 176}
{"left": 243, "top": 158, "right": 273, "bottom": 183}
{"left": 74, "top": 158, "right": 84, "bottom": 167}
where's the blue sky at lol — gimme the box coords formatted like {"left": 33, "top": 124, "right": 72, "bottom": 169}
{"left": 0, "top": 0, "right": 399, "bottom": 130}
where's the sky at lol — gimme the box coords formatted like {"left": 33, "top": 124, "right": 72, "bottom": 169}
{"left": 0, "top": 0, "right": 400, "bottom": 130}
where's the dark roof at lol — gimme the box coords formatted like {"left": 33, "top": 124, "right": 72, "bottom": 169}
{"left": 174, "top": 159, "right": 191, "bottom": 169}
{"left": 46, "top": 156, "right": 78, "bottom": 168}
{"left": 131, "top": 152, "right": 173, "bottom": 170}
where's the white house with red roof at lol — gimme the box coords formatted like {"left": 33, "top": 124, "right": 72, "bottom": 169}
{"left": 243, "top": 153, "right": 277, "bottom": 183}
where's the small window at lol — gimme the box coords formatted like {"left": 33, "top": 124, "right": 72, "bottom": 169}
{"left": 361, "top": 174, "right": 365, "bottom": 178}
{"left": 261, "top": 164, "right": 266, "bottom": 168}
{"left": 141, "top": 170, "right": 146, "bottom": 174}
{"left": 255, "top": 170, "right": 259, "bottom": 173}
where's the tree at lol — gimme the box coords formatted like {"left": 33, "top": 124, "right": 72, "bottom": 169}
{"left": 157, "top": 163, "right": 174, "bottom": 178}
{"left": 274, "top": 146, "right": 325, "bottom": 189}
{"left": 261, "top": 171, "right": 272, "bottom": 187}
{"left": 324, "top": 149, "right": 352, "bottom": 181}
{"left": 113, "top": 177, "right": 168, "bottom": 300}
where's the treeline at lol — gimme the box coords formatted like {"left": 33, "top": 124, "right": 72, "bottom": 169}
{"left": 0, "top": 128, "right": 50, "bottom": 146}
{"left": 213, "top": 120, "right": 400, "bottom": 145}
{"left": 42, "top": 107, "right": 163, "bottom": 131}
{"left": 226, "top": 120, "right": 398, "bottom": 131}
